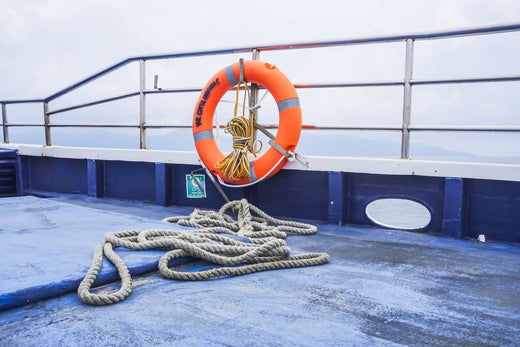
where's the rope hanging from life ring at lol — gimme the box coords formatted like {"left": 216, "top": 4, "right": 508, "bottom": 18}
{"left": 192, "top": 60, "right": 302, "bottom": 186}
{"left": 214, "top": 64, "right": 262, "bottom": 181}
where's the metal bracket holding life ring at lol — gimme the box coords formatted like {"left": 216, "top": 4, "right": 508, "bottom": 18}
{"left": 192, "top": 60, "right": 303, "bottom": 186}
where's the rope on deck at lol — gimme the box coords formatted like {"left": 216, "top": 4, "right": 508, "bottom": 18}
{"left": 78, "top": 199, "right": 329, "bottom": 306}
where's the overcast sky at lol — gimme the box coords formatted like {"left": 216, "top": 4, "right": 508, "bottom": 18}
{"left": 1, "top": 0, "right": 519, "bottom": 160}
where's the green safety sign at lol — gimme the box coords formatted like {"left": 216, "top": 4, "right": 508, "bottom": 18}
{"left": 186, "top": 174, "right": 206, "bottom": 198}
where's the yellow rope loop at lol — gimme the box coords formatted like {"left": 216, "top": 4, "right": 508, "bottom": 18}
{"left": 215, "top": 80, "right": 263, "bottom": 181}
{"left": 215, "top": 117, "right": 252, "bottom": 180}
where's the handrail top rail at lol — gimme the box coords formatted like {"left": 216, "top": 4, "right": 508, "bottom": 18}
{"left": 1, "top": 22, "right": 520, "bottom": 104}
{"left": 2, "top": 143, "right": 519, "bottom": 182}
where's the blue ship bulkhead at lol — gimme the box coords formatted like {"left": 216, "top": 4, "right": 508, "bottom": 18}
{"left": 7, "top": 152, "right": 519, "bottom": 244}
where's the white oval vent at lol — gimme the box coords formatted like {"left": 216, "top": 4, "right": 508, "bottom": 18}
{"left": 365, "top": 198, "right": 431, "bottom": 231}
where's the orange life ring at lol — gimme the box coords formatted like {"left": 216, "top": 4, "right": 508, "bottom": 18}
{"left": 192, "top": 60, "right": 302, "bottom": 185}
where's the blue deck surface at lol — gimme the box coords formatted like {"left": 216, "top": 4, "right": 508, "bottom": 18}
{"left": 1, "top": 195, "right": 520, "bottom": 346}
{"left": 0, "top": 196, "right": 192, "bottom": 311}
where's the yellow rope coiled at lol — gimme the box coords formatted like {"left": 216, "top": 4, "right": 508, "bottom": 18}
{"left": 215, "top": 79, "right": 262, "bottom": 180}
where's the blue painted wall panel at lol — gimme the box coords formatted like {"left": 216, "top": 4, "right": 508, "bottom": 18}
{"left": 87, "top": 159, "right": 104, "bottom": 198}
{"left": 14, "top": 155, "right": 520, "bottom": 243}
{"left": 464, "top": 179, "right": 520, "bottom": 243}
{"left": 442, "top": 178, "right": 464, "bottom": 238}
{"left": 251, "top": 169, "right": 329, "bottom": 220}
{"left": 155, "top": 163, "right": 174, "bottom": 206}
{"left": 154, "top": 163, "right": 168, "bottom": 206}
{"left": 104, "top": 161, "right": 155, "bottom": 202}
{"left": 27, "top": 157, "right": 86, "bottom": 194}
{"left": 327, "top": 171, "right": 347, "bottom": 225}
{"left": 170, "top": 166, "right": 328, "bottom": 220}
{"left": 171, "top": 164, "right": 246, "bottom": 209}
{"left": 20, "top": 156, "right": 30, "bottom": 191}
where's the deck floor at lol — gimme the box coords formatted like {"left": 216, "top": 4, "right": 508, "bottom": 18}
{"left": 1, "top": 194, "right": 519, "bottom": 346}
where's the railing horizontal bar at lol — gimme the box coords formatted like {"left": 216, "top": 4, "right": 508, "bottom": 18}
{"left": 409, "top": 125, "right": 520, "bottom": 132}
{"left": 247, "top": 124, "right": 520, "bottom": 132}
{"left": 294, "top": 81, "right": 403, "bottom": 89}
{"left": 142, "top": 124, "right": 403, "bottom": 131}
{"left": 138, "top": 48, "right": 252, "bottom": 62}
{"left": 143, "top": 124, "right": 520, "bottom": 132}
{"left": 0, "top": 99, "right": 44, "bottom": 105}
{"left": 145, "top": 125, "right": 192, "bottom": 129}
{"left": 299, "top": 125, "right": 402, "bottom": 131}
{"left": 412, "top": 75, "right": 520, "bottom": 86}
{"left": 44, "top": 60, "right": 136, "bottom": 102}
{"left": 48, "top": 92, "right": 140, "bottom": 115}
{"left": 302, "top": 125, "right": 402, "bottom": 131}
{"left": 3, "top": 124, "right": 43, "bottom": 127}
{"left": 236, "top": 124, "right": 402, "bottom": 131}
{"left": 144, "top": 88, "right": 203, "bottom": 95}
{"left": 257, "top": 23, "right": 520, "bottom": 51}
{"left": 134, "top": 25, "right": 520, "bottom": 64}
{"left": 119, "top": 24, "right": 520, "bottom": 62}
{"left": 49, "top": 124, "right": 138, "bottom": 128}
{"left": 38, "top": 73, "right": 520, "bottom": 118}
{"left": 19, "top": 123, "right": 519, "bottom": 132}
{"left": 407, "top": 22, "right": 520, "bottom": 41}
{"left": 143, "top": 82, "right": 403, "bottom": 95}
{"left": 317, "top": 126, "right": 398, "bottom": 131}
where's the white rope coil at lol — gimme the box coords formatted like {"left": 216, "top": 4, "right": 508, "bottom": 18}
{"left": 78, "top": 199, "right": 329, "bottom": 306}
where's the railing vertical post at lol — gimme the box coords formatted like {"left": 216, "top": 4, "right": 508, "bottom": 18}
{"left": 43, "top": 102, "right": 51, "bottom": 146}
{"left": 1, "top": 103, "right": 8, "bottom": 143}
{"left": 250, "top": 49, "right": 260, "bottom": 141}
{"left": 401, "top": 38, "right": 414, "bottom": 159}
{"left": 139, "top": 59, "right": 146, "bottom": 149}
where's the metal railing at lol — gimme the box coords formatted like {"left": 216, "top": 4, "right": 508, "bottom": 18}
{"left": 2, "top": 23, "right": 520, "bottom": 159}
